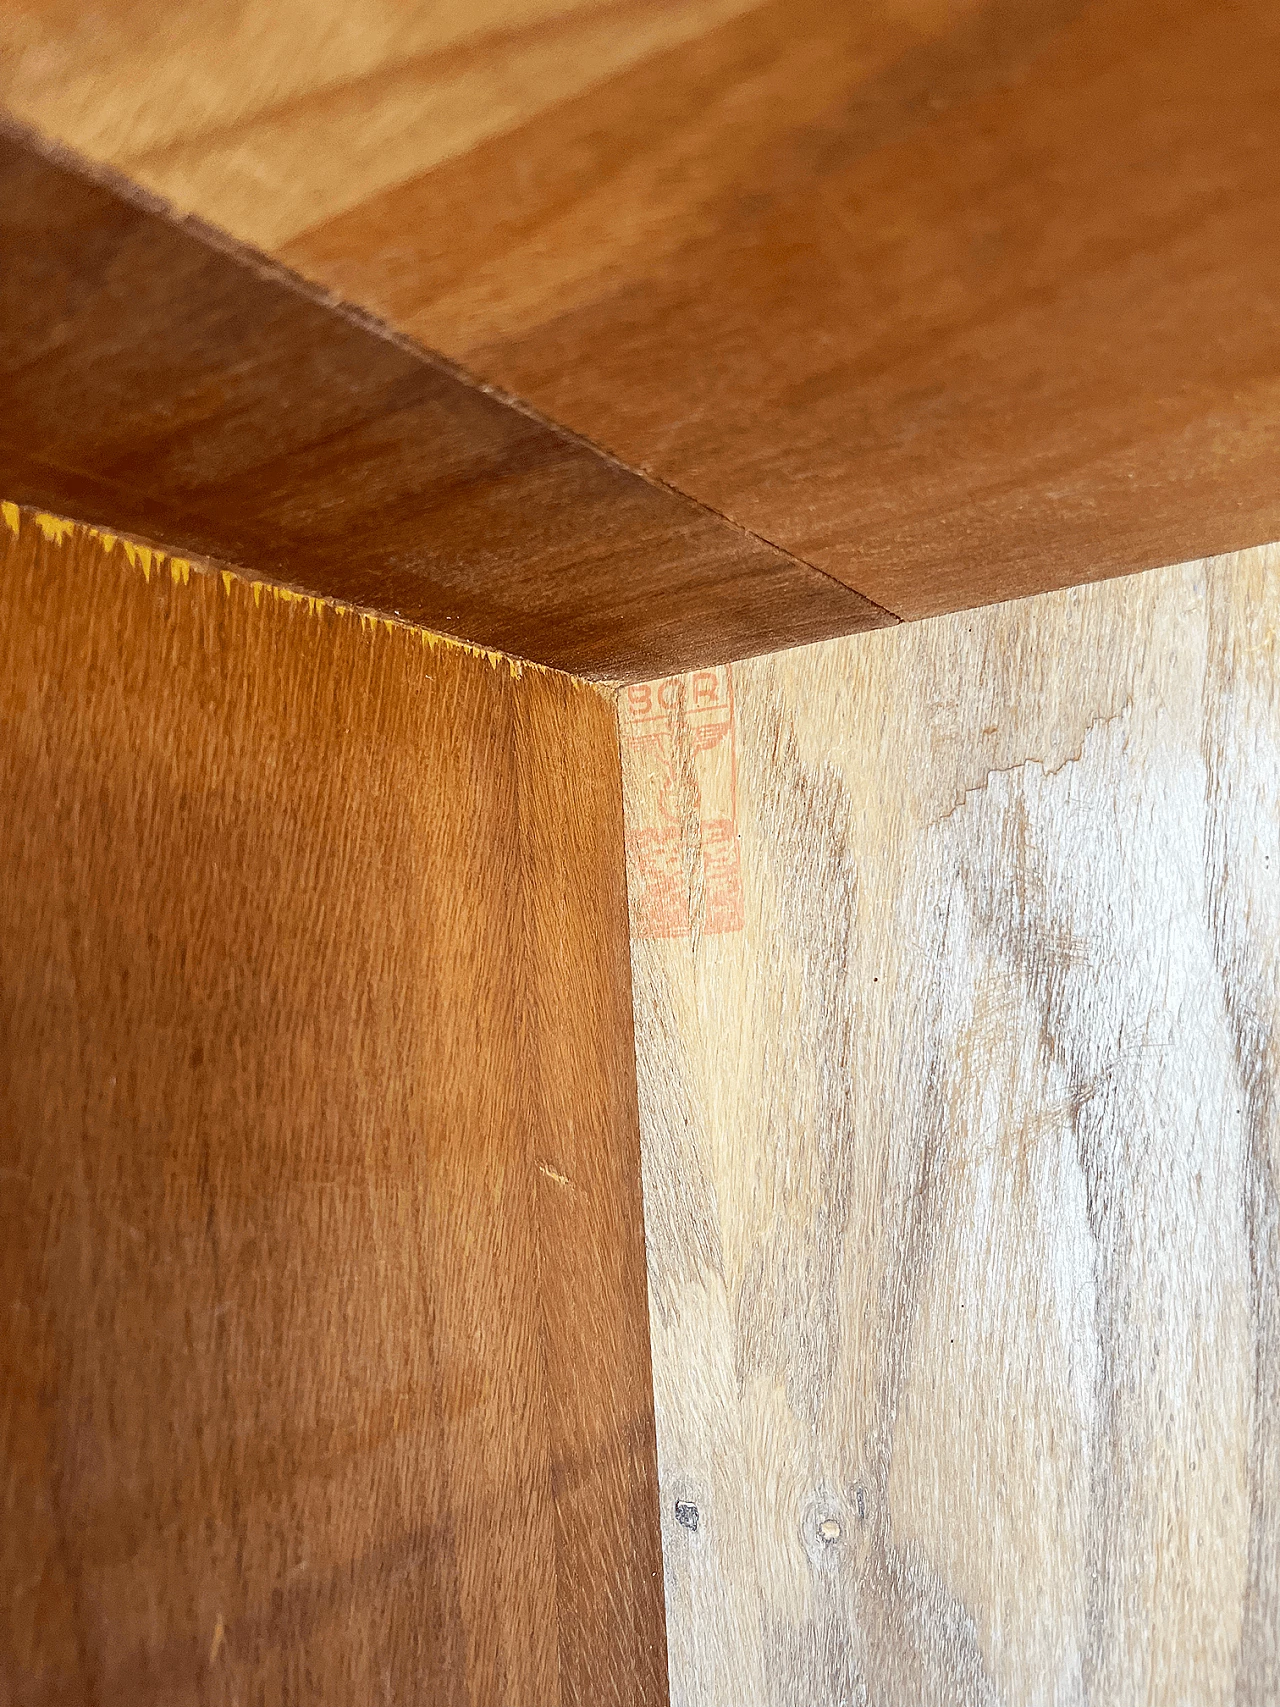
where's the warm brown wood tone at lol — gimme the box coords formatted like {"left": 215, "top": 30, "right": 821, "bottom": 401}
{"left": 0, "top": 127, "right": 887, "bottom": 683}
{"left": 304, "top": 0, "right": 1280, "bottom": 620}
{"left": 620, "top": 546, "right": 1280, "bottom": 1703}
{"left": 8, "top": 0, "right": 1280, "bottom": 623}
{"left": 0, "top": 505, "right": 668, "bottom": 1705}
{"left": 0, "top": 0, "right": 764, "bottom": 249}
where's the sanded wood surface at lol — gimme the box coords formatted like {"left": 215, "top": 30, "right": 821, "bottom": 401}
{"left": 0, "top": 506, "right": 668, "bottom": 1705}
{"left": 7, "top": 0, "right": 1280, "bottom": 622}
{"left": 0, "top": 127, "right": 886, "bottom": 681}
{"left": 621, "top": 547, "right": 1280, "bottom": 1704}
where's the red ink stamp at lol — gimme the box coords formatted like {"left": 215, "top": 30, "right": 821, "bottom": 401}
{"left": 622, "top": 666, "right": 743, "bottom": 939}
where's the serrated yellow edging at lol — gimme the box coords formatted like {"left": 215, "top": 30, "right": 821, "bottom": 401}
{"left": 7, "top": 501, "right": 538, "bottom": 680}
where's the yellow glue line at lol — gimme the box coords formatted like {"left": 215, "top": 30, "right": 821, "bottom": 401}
{"left": 6, "top": 500, "right": 544, "bottom": 680}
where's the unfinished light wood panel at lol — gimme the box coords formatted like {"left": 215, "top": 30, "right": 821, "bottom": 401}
{"left": 8, "top": 0, "right": 1280, "bottom": 625}
{"left": 0, "top": 129, "right": 886, "bottom": 682}
{"left": 620, "top": 547, "right": 1280, "bottom": 1705}
{"left": 0, "top": 506, "right": 667, "bottom": 1706}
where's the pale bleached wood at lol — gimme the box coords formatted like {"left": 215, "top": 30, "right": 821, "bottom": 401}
{"left": 620, "top": 546, "right": 1280, "bottom": 1706}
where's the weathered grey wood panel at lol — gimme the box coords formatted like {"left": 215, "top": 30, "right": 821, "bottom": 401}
{"left": 620, "top": 545, "right": 1280, "bottom": 1705}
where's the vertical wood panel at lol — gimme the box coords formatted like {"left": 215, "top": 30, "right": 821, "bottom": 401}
{"left": 0, "top": 509, "right": 667, "bottom": 1705}
{"left": 622, "top": 547, "right": 1280, "bottom": 1704}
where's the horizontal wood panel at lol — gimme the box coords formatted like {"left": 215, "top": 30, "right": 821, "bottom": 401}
{"left": 621, "top": 544, "right": 1280, "bottom": 1702}
{"left": 424, "top": 0, "right": 1280, "bottom": 618}
{"left": 0, "top": 506, "right": 668, "bottom": 1704}
{"left": 0, "top": 127, "right": 888, "bottom": 681}
{"left": 0, "top": 0, "right": 763, "bottom": 250}
{"left": 8, "top": 0, "right": 1280, "bottom": 623}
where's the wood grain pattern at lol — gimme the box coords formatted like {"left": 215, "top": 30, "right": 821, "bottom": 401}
{"left": 428, "top": 0, "right": 1280, "bottom": 620}
{"left": 0, "top": 126, "right": 887, "bottom": 682}
{"left": 0, "top": 0, "right": 761, "bottom": 250}
{"left": 621, "top": 545, "right": 1280, "bottom": 1704}
{"left": 9, "top": 0, "right": 1280, "bottom": 624}
{"left": 0, "top": 505, "right": 668, "bottom": 1705}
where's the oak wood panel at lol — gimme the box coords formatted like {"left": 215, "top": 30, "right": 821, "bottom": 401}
{"left": 0, "top": 504, "right": 668, "bottom": 1705}
{"left": 8, "top": 0, "right": 1280, "bottom": 624}
{"left": 0, "top": 127, "right": 888, "bottom": 683}
{"left": 620, "top": 546, "right": 1280, "bottom": 1704}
